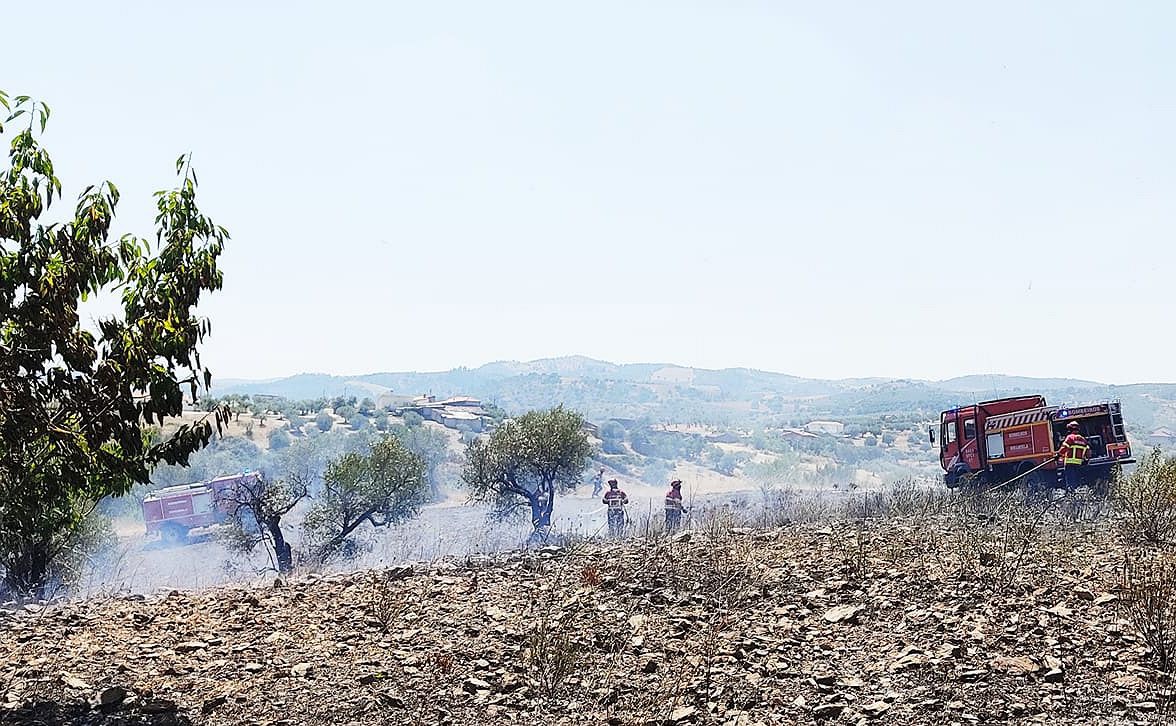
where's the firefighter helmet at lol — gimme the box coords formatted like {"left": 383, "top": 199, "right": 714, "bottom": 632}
{"left": 670, "top": 479, "right": 682, "bottom": 488}
{"left": 1066, "top": 421, "right": 1080, "bottom": 431}
{"left": 607, "top": 479, "right": 619, "bottom": 487}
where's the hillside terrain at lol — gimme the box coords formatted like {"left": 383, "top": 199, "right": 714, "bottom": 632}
{"left": 198, "top": 357, "right": 1176, "bottom": 512}
{"left": 2, "top": 496, "right": 1173, "bottom": 725}
{"left": 211, "top": 357, "right": 1176, "bottom": 439}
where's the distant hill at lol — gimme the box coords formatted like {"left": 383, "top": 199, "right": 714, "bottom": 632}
{"left": 936, "top": 374, "right": 1102, "bottom": 393}
{"left": 210, "top": 357, "right": 1176, "bottom": 433}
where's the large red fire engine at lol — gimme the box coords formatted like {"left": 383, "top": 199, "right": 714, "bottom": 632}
{"left": 141, "top": 471, "right": 259, "bottom": 544}
{"left": 934, "top": 396, "right": 1133, "bottom": 490}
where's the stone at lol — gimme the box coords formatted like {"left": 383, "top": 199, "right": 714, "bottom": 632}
{"left": 463, "top": 677, "right": 493, "bottom": 693}
{"left": 862, "top": 701, "right": 890, "bottom": 718}
{"left": 813, "top": 703, "right": 845, "bottom": 720}
{"left": 175, "top": 640, "right": 209, "bottom": 653}
{"left": 61, "top": 674, "right": 90, "bottom": 690}
{"left": 202, "top": 695, "right": 227, "bottom": 714}
{"left": 890, "top": 651, "right": 929, "bottom": 672}
{"left": 291, "top": 662, "right": 313, "bottom": 677}
{"left": 98, "top": 686, "right": 129, "bottom": 706}
{"left": 1044, "top": 603, "right": 1072, "bottom": 618}
{"left": 1043, "top": 668, "right": 1064, "bottom": 683}
{"left": 140, "top": 699, "right": 178, "bottom": 714}
{"left": 670, "top": 705, "right": 698, "bottom": 722}
{"left": 990, "top": 656, "right": 1040, "bottom": 675}
{"left": 823, "top": 605, "right": 864, "bottom": 624}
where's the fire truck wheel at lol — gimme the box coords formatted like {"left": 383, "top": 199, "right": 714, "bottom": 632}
{"left": 1023, "top": 470, "right": 1048, "bottom": 496}
{"left": 160, "top": 523, "right": 187, "bottom": 546}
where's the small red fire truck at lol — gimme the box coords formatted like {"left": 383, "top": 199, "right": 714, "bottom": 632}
{"left": 934, "top": 396, "right": 1133, "bottom": 491}
{"left": 141, "top": 471, "right": 260, "bottom": 544}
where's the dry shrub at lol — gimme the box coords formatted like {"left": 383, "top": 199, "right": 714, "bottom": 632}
{"left": 1116, "top": 449, "right": 1176, "bottom": 543}
{"left": 525, "top": 608, "right": 580, "bottom": 701}
{"left": 370, "top": 569, "right": 409, "bottom": 632}
{"left": 415, "top": 650, "right": 456, "bottom": 723}
{"left": 698, "top": 506, "right": 739, "bottom": 539}
{"left": 882, "top": 477, "right": 952, "bottom": 518}
{"left": 945, "top": 491, "right": 1049, "bottom": 591}
{"left": 427, "top": 651, "right": 454, "bottom": 674}
{"left": 756, "top": 487, "right": 836, "bottom": 527}
{"left": 1121, "top": 553, "right": 1176, "bottom": 672}
{"left": 580, "top": 563, "right": 602, "bottom": 587}
{"left": 836, "top": 520, "right": 870, "bottom": 580}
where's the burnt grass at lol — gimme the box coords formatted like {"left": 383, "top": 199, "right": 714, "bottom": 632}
{"left": 2, "top": 494, "right": 1176, "bottom": 726}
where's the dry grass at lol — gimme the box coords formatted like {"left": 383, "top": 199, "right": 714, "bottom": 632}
{"left": 1121, "top": 552, "right": 1176, "bottom": 673}
{"left": 1116, "top": 449, "right": 1176, "bottom": 543}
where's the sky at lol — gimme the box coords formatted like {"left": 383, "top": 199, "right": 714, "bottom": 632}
{"left": 5, "top": 2, "right": 1174, "bottom": 384}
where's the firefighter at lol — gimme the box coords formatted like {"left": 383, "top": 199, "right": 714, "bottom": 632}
{"left": 664, "top": 479, "right": 685, "bottom": 533}
{"left": 602, "top": 479, "right": 628, "bottom": 537}
{"left": 590, "top": 467, "right": 605, "bottom": 497}
{"left": 1057, "top": 421, "right": 1091, "bottom": 491}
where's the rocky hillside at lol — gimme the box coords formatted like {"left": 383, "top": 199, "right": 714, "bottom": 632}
{"left": 1, "top": 503, "right": 1171, "bottom": 725}
{"left": 211, "top": 356, "right": 1176, "bottom": 439}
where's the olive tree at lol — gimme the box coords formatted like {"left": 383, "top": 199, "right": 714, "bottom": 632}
{"left": 220, "top": 470, "right": 308, "bottom": 575}
{"left": 0, "top": 92, "right": 229, "bottom": 595}
{"left": 390, "top": 422, "right": 450, "bottom": 500}
{"left": 461, "top": 406, "right": 591, "bottom": 536}
{"left": 302, "top": 434, "right": 428, "bottom": 562}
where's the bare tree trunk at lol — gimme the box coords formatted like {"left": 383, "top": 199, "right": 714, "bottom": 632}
{"left": 266, "top": 516, "right": 293, "bottom": 574}
{"left": 3, "top": 539, "right": 52, "bottom": 598}
{"left": 529, "top": 484, "right": 556, "bottom": 532}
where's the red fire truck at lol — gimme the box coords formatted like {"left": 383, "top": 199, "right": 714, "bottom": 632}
{"left": 142, "top": 471, "right": 260, "bottom": 544}
{"left": 934, "top": 396, "right": 1133, "bottom": 491}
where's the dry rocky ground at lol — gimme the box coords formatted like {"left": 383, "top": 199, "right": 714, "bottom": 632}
{"left": 3, "top": 493, "right": 1176, "bottom": 725}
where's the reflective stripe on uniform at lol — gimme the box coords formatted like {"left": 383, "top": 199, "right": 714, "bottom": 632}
{"left": 1062, "top": 434, "right": 1090, "bottom": 466}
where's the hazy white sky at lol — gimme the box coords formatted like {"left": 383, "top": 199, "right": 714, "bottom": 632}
{"left": 6, "top": 2, "right": 1173, "bottom": 383}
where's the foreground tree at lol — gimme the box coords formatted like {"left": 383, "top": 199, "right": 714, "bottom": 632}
{"left": 302, "top": 435, "right": 428, "bottom": 561}
{"left": 0, "top": 92, "right": 229, "bottom": 595}
{"left": 462, "top": 406, "right": 591, "bottom": 537}
{"left": 220, "top": 472, "right": 308, "bottom": 575}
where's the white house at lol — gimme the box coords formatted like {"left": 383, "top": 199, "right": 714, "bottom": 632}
{"left": 804, "top": 420, "right": 845, "bottom": 435}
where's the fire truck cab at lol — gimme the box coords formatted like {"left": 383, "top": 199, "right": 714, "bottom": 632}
{"left": 934, "top": 396, "right": 1132, "bottom": 491}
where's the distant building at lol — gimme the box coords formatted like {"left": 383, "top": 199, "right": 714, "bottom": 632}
{"left": 804, "top": 421, "right": 845, "bottom": 435}
{"left": 780, "top": 427, "right": 819, "bottom": 440}
{"left": 396, "top": 395, "right": 491, "bottom": 433}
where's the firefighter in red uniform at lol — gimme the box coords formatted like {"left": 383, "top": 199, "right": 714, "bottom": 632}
{"left": 602, "top": 479, "right": 628, "bottom": 537}
{"left": 1057, "top": 421, "right": 1091, "bottom": 491}
{"left": 664, "top": 479, "right": 685, "bottom": 533}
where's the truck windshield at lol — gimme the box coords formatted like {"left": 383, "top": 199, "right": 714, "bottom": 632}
{"left": 943, "top": 421, "right": 956, "bottom": 444}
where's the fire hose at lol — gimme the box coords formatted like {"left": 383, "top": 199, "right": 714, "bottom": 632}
{"left": 970, "top": 456, "right": 1056, "bottom": 497}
